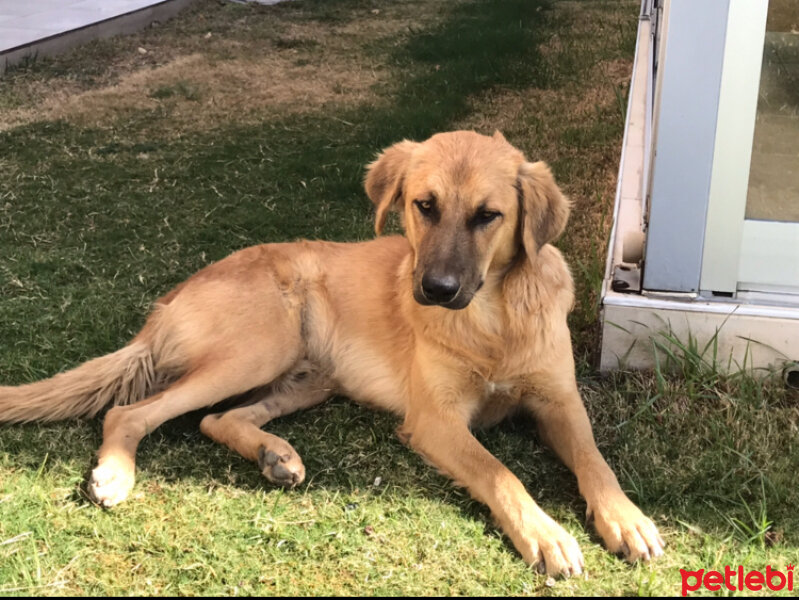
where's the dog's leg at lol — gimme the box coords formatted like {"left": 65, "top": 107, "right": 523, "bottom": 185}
{"left": 399, "top": 381, "right": 584, "bottom": 577}
{"left": 199, "top": 379, "right": 330, "bottom": 487}
{"left": 89, "top": 351, "right": 299, "bottom": 507}
{"left": 524, "top": 361, "right": 665, "bottom": 563}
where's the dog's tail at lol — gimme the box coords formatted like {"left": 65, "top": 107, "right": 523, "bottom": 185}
{"left": 0, "top": 340, "right": 159, "bottom": 423}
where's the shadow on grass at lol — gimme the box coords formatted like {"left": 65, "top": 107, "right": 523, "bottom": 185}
{"left": 0, "top": 0, "right": 555, "bottom": 367}
{"left": 2, "top": 0, "right": 797, "bottom": 577}
{"left": 0, "top": 0, "right": 571, "bottom": 560}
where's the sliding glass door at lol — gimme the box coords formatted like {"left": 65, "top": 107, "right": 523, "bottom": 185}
{"left": 700, "top": 0, "right": 799, "bottom": 295}
{"left": 739, "top": 0, "right": 799, "bottom": 291}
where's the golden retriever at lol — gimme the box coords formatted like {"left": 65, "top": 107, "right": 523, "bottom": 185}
{"left": 0, "top": 130, "right": 663, "bottom": 576}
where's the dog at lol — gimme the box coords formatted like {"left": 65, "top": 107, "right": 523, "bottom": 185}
{"left": 0, "top": 130, "right": 663, "bottom": 576}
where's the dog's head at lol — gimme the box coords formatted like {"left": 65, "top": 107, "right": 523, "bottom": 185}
{"left": 364, "top": 130, "right": 569, "bottom": 310}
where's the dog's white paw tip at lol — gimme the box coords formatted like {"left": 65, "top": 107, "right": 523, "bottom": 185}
{"left": 88, "top": 464, "right": 134, "bottom": 507}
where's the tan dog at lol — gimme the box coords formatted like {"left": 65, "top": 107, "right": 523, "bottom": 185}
{"left": 0, "top": 131, "right": 663, "bottom": 576}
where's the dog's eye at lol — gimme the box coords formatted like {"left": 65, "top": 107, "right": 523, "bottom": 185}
{"left": 473, "top": 209, "right": 502, "bottom": 227}
{"left": 414, "top": 199, "right": 435, "bottom": 216}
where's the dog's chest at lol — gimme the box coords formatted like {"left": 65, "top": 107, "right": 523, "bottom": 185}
{"left": 484, "top": 380, "right": 515, "bottom": 396}
{"left": 470, "top": 379, "right": 523, "bottom": 427}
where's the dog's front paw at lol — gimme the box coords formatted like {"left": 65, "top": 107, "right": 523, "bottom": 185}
{"left": 520, "top": 518, "right": 584, "bottom": 578}
{"left": 589, "top": 494, "right": 664, "bottom": 562}
{"left": 258, "top": 445, "right": 305, "bottom": 488}
{"left": 88, "top": 456, "right": 135, "bottom": 507}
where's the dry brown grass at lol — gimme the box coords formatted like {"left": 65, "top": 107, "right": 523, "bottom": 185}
{"left": 0, "top": 0, "right": 634, "bottom": 360}
{"left": 1, "top": 52, "right": 379, "bottom": 132}
{"left": 0, "top": 1, "right": 440, "bottom": 133}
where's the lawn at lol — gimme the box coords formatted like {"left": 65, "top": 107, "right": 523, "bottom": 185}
{"left": 1, "top": 0, "right": 797, "bottom": 595}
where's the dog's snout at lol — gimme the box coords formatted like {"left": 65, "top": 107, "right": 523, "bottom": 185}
{"left": 421, "top": 273, "right": 461, "bottom": 304}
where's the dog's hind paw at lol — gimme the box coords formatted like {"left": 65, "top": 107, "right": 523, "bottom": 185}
{"left": 88, "top": 457, "right": 135, "bottom": 507}
{"left": 258, "top": 445, "right": 305, "bottom": 488}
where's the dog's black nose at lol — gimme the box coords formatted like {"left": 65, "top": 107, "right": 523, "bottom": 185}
{"left": 421, "top": 273, "right": 461, "bottom": 304}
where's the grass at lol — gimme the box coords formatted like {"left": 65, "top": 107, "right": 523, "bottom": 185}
{"left": 0, "top": 0, "right": 797, "bottom": 595}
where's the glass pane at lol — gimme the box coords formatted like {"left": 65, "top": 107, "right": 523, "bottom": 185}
{"left": 745, "top": 0, "right": 799, "bottom": 222}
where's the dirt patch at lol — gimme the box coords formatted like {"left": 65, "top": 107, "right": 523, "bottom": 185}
{"left": 0, "top": 2, "right": 436, "bottom": 134}
{"left": 600, "top": 57, "right": 633, "bottom": 85}
{"left": 0, "top": 51, "right": 380, "bottom": 132}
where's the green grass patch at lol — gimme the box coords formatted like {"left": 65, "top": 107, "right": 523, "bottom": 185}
{"left": 1, "top": 0, "right": 797, "bottom": 595}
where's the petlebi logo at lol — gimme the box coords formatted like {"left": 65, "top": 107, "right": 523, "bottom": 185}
{"left": 680, "top": 564, "right": 794, "bottom": 596}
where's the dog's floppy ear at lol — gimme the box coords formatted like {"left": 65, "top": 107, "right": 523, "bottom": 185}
{"left": 364, "top": 140, "right": 418, "bottom": 235}
{"left": 517, "top": 161, "right": 570, "bottom": 256}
